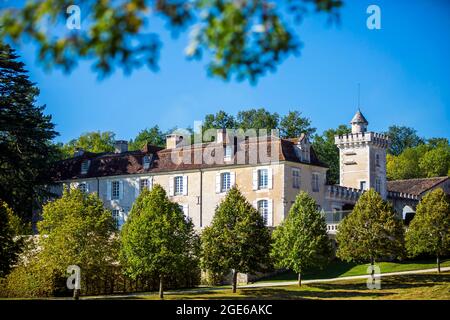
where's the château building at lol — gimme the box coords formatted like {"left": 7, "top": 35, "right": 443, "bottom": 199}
{"left": 49, "top": 111, "right": 450, "bottom": 233}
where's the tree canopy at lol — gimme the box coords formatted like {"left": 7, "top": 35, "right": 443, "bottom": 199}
{"left": 271, "top": 192, "right": 331, "bottom": 286}
{"left": 279, "top": 110, "right": 316, "bottom": 138}
{"left": 201, "top": 108, "right": 315, "bottom": 139}
{"left": 384, "top": 125, "right": 425, "bottom": 156}
{"left": 0, "top": 43, "right": 58, "bottom": 222}
{"left": 405, "top": 188, "right": 450, "bottom": 272}
{"left": 57, "top": 131, "right": 116, "bottom": 158}
{"left": 38, "top": 188, "right": 118, "bottom": 298}
{"left": 120, "top": 184, "right": 199, "bottom": 299}
{"left": 201, "top": 186, "right": 271, "bottom": 293}
{"left": 128, "top": 126, "right": 167, "bottom": 150}
{"left": 0, "top": 0, "right": 342, "bottom": 83}
{"left": 386, "top": 140, "right": 450, "bottom": 180}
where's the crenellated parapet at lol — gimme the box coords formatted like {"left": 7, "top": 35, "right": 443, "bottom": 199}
{"left": 326, "top": 184, "right": 363, "bottom": 201}
{"left": 335, "top": 131, "right": 389, "bottom": 149}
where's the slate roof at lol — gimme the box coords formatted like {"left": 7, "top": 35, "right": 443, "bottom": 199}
{"left": 387, "top": 176, "right": 449, "bottom": 196}
{"left": 351, "top": 110, "right": 368, "bottom": 124}
{"left": 50, "top": 138, "right": 327, "bottom": 181}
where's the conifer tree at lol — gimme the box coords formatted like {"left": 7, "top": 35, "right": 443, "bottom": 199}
{"left": 0, "top": 43, "right": 58, "bottom": 222}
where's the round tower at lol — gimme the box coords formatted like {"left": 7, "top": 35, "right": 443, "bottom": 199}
{"left": 350, "top": 109, "right": 369, "bottom": 133}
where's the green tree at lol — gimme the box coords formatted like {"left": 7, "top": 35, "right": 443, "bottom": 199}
{"left": 427, "top": 138, "right": 449, "bottom": 149}
{"left": 271, "top": 192, "right": 331, "bottom": 286}
{"left": 313, "top": 125, "right": 351, "bottom": 184}
{"left": 129, "top": 126, "right": 166, "bottom": 150}
{"left": 0, "top": 200, "right": 23, "bottom": 278}
{"left": 419, "top": 145, "right": 450, "bottom": 178}
{"left": 0, "top": 44, "right": 58, "bottom": 223}
{"left": 202, "top": 111, "right": 237, "bottom": 131}
{"left": 0, "top": 1, "right": 342, "bottom": 82}
{"left": 384, "top": 125, "right": 425, "bottom": 156}
{"left": 201, "top": 186, "right": 271, "bottom": 293}
{"left": 336, "top": 189, "right": 405, "bottom": 278}
{"left": 59, "top": 131, "right": 116, "bottom": 158}
{"left": 236, "top": 108, "right": 279, "bottom": 133}
{"left": 279, "top": 111, "right": 316, "bottom": 138}
{"left": 120, "top": 185, "right": 199, "bottom": 299}
{"left": 38, "top": 188, "right": 118, "bottom": 299}
{"left": 406, "top": 188, "right": 450, "bottom": 273}
{"left": 386, "top": 145, "right": 429, "bottom": 180}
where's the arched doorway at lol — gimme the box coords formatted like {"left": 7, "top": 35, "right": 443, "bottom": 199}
{"left": 402, "top": 205, "right": 415, "bottom": 225}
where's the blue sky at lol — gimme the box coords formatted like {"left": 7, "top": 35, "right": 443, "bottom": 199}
{"left": 8, "top": 0, "right": 450, "bottom": 143}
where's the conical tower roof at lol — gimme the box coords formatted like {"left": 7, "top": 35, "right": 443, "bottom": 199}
{"left": 350, "top": 110, "right": 368, "bottom": 124}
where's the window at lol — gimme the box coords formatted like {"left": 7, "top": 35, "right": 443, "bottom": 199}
{"left": 258, "top": 169, "right": 269, "bottom": 189}
{"left": 140, "top": 178, "right": 149, "bottom": 192}
{"left": 81, "top": 160, "right": 90, "bottom": 174}
{"left": 112, "top": 209, "right": 120, "bottom": 228}
{"left": 360, "top": 181, "right": 367, "bottom": 191}
{"left": 376, "top": 154, "right": 380, "bottom": 167}
{"left": 221, "top": 172, "right": 231, "bottom": 192}
{"left": 143, "top": 155, "right": 151, "bottom": 169}
{"left": 292, "top": 168, "right": 300, "bottom": 189}
{"left": 174, "top": 176, "right": 184, "bottom": 195}
{"left": 312, "top": 173, "right": 320, "bottom": 192}
{"left": 78, "top": 183, "right": 87, "bottom": 193}
{"left": 112, "top": 181, "right": 120, "bottom": 199}
{"left": 257, "top": 200, "right": 269, "bottom": 226}
{"left": 224, "top": 145, "right": 232, "bottom": 160}
{"left": 375, "top": 178, "right": 381, "bottom": 193}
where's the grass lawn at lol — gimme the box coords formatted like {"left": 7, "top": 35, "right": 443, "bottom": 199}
{"left": 114, "top": 272, "right": 450, "bottom": 300}
{"left": 256, "top": 258, "right": 450, "bottom": 283}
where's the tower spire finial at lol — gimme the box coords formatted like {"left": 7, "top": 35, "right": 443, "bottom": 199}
{"left": 357, "top": 83, "right": 361, "bottom": 110}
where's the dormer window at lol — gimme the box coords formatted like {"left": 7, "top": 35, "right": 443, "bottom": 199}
{"left": 81, "top": 160, "right": 90, "bottom": 175}
{"left": 143, "top": 155, "right": 152, "bottom": 170}
{"left": 295, "top": 134, "right": 311, "bottom": 163}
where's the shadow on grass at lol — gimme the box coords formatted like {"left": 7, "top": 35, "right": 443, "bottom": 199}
{"left": 308, "top": 273, "right": 450, "bottom": 292}
{"left": 141, "top": 287, "right": 393, "bottom": 300}
{"left": 259, "top": 260, "right": 359, "bottom": 282}
{"left": 95, "top": 272, "right": 450, "bottom": 300}
{"left": 258, "top": 258, "right": 450, "bottom": 283}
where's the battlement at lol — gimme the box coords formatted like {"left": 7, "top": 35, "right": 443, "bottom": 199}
{"left": 326, "top": 185, "right": 363, "bottom": 201}
{"left": 335, "top": 131, "right": 389, "bottom": 148}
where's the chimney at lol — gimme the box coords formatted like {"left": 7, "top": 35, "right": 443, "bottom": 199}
{"left": 216, "top": 128, "right": 229, "bottom": 144}
{"left": 166, "top": 134, "right": 185, "bottom": 149}
{"left": 114, "top": 140, "right": 128, "bottom": 153}
{"left": 74, "top": 147, "right": 85, "bottom": 157}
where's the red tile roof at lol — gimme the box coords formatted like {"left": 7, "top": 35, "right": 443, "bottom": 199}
{"left": 387, "top": 176, "right": 449, "bottom": 196}
{"left": 50, "top": 138, "right": 327, "bottom": 181}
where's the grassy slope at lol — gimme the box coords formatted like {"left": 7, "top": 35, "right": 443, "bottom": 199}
{"left": 257, "top": 258, "right": 450, "bottom": 283}
{"left": 121, "top": 272, "right": 450, "bottom": 300}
